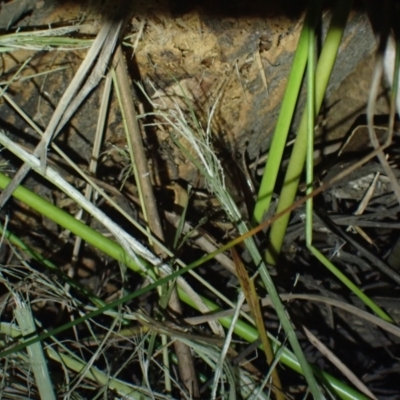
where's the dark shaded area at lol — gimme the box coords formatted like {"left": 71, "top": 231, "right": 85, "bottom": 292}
{"left": 49, "top": 0, "right": 311, "bottom": 19}
{"left": 2, "top": 0, "right": 375, "bottom": 32}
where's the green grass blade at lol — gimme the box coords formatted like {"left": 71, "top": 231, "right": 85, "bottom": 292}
{"left": 252, "top": 1, "right": 322, "bottom": 225}
{"left": 266, "top": 0, "right": 354, "bottom": 265}
{"left": 0, "top": 172, "right": 149, "bottom": 273}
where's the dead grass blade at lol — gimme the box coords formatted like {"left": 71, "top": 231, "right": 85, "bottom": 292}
{"left": 185, "top": 293, "right": 400, "bottom": 340}
{"left": 303, "top": 327, "right": 378, "bottom": 400}
{"left": 0, "top": 16, "right": 123, "bottom": 208}
{"left": 232, "top": 248, "right": 284, "bottom": 400}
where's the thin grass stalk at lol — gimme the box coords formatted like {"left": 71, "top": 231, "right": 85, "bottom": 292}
{"left": 0, "top": 56, "right": 32, "bottom": 98}
{"left": 67, "top": 68, "right": 113, "bottom": 294}
{"left": 0, "top": 66, "right": 68, "bottom": 86}
{"left": 211, "top": 291, "right": 245, "bottom": 399}
{"left": 305, "top": 2, "right": 316, "bottom": 249}
{"left": 232, "top": 247, "right": 284, "bottom": 399}
{"left": 252, "top": 345, "right": 286, "bottom": 400}
{"left": 13, "top": 297, "right": 56, "bottom": 400}
{"left": 0, "top": 172, "right": 150, "bottom": 273}
{"left": 160, "top": 334, "right": 172, "bottom": 395}
{"left": 111, "top": 67, "right": 151, "bottom": 237}
{"left": 266, "top": 0, "right": 353, "bottom": 265}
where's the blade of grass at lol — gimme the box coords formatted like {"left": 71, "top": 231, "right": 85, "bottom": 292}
{"left": 252, "top": 345, "right": 286, "bottom": 400}
{"left": 67, "top": 65, "right": 113, "bottom": 291}
{"left": 112, "top": 47, "right": 153, "bottom": 243}
{"left": 172, "top": 185, "right": 191, "bottom": 251}
{"left": 14, "top": 296, "right": 56, "bottom": 400}
{"left": 0, "top": 56, "right": 32, "bottom": 98}
{"left": 0, "top": 66, "right": 68, "bottom": 86}
{"left": 252, "top": 1, "right": 322, "bottom": 224}
{"left": 0, "top": 25, "right": 91, "bottom": 51}
{"left": 266, "top": 0, "right": 353, "bottom": 266}
{"left": 303, "top": 327, "right": 378, "bottom": 400}
{"left": 211, "top": 291, "right": 244, "bottom": 400}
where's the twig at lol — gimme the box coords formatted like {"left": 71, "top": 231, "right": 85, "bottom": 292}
{"left": 113, "top": 46, "right": 162, "bottom": 245}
